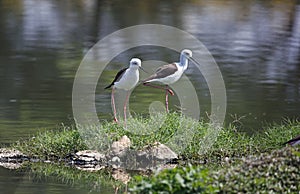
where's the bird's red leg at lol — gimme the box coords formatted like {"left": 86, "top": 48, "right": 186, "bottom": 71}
{"left": 111, "top": 88, "right": 118, "bottom": 123}
{"left": 123, "top": 91, "right": 130, "bottom": 127}
{"left": 143, "top": 83, "right": 174, "bottom": 95}
{"left": 165, "top": 85, "right": 169, "bottom": 113}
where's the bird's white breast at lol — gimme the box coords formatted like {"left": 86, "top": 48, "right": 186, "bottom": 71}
{"left": 114, "top": 68, "right": 139, "bottom": 90}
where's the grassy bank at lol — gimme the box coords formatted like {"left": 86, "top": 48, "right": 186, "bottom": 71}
{"left": 14, "top": 125, "right": 87, "bottom": 159}
{"left": 130, "top": 146, "right": 300, "bottom": 193}
{"left": 11, "top": 114, "right": 300, "bottom": 193}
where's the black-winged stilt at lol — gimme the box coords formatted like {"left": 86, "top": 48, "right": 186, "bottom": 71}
{"left": 105, "top": 58, "right": 143, "bottom": 123}
{"left": 283, "top": 134, "right": 300, "bottom": 146}
{"left": 142, "top": 49, "right": 193, "bottom": 112}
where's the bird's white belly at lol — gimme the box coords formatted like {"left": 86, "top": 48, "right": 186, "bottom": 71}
{"left": 114, "top": 70, "right": 139, "bottom": 90}
{"left": 151, "top": 69, "right": 183, "bottom": 85}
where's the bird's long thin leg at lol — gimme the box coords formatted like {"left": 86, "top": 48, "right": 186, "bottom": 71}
{"left": 111, "top": 88, "right": 118, "bottom": 123}
{"left": 143, "top": 83, "right": 174, "bottom": 95}
{"left": 123, "top": 91, "right": 130, "bottom": 127}
{"left": 165, "top": 85, "right": 169, "bottom": 113}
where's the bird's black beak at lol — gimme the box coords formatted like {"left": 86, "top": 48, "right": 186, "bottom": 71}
{"left": 188, "top": 56, "right": 200, "bottom": 66}
{"left": 139, "top": 66, "right": 150, "bottom": 74}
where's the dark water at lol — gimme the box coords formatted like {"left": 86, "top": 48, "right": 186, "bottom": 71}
{"left": 0, "top": 166, "right": 112, "bottom": 194}
{"left": 0, "top": 0, "right": 299, "bottom": 193}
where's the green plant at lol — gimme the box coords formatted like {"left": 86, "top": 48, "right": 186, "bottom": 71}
{"left": 130, "top": 165, "right": 217, "bottom": 194}
{"left": 212, "top": 146, "right": 300, "bottom": 193}
{"left": 130, "top": 147, "right": 300, "bottom": 193}
{"left": 13, "top": 125, "right": 87, "bottom": 159}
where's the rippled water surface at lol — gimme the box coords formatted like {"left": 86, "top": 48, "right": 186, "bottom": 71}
{"left": 0, "top": 0, "right": 299, "bottom": 193}
{"left": 0, "top": 166, "right": 112, "bottom": 194}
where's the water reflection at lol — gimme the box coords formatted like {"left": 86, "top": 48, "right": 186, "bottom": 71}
{"left": 0, "top": 166, "right": 107, "bottom": 194}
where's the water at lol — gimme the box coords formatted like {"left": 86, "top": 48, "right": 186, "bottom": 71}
{"left": 0, "top": 0, "right": 299, "bottom": 193}
{"left": 0, "top": 166, "right": 112, "bottom": 194}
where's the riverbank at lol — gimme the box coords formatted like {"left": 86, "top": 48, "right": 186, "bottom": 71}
{"left": 1, "top": 114, "right": 299, "bottom": 193}
{"left": 130, "top": 146, "right": 300, "bottom": 193}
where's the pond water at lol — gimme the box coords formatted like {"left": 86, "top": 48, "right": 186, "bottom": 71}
{"left": 0, "top": 0, "right": 299, "bottom": 193}
{"left": 0, "top": 166, "right": 113, "bottom": 194}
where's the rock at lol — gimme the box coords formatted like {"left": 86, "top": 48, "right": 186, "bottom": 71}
{"left": 74, "top": 150, "right": 106, "bottom": 163}
{"left": 110, "top": 156, "right": 121, "bottom": 169}
{"left": 0, "top": 148, "right": 28, "bottom": 162}
{"left": 149, "top": 142, "right": 178, "bottom": 161}
{"left": 0, "top": 148, "right": 28, "bottom": 169}
{"left": 138, "top": 142, "right": 178, "bottom": 161}
{"left": 0, "top": 142, "right": 177, "bottom": 172}
{"left": 72, "top": 150, "right": 107, "bottom": 171}
{"left": 135, "top": 142, "right": 178, "bottom": 170}
{"left": 111, "top": 135, "right": 131, "bottom": 157}
{"left": 107, "top": 139, "right": 178, "bottom": 170}
{"left": 75, "top": 164, "right": 105, "bottom": 172}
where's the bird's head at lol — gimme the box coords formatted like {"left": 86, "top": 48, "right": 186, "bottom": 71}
{"left": 180, "top": 49, "right": 193, "bottom": 70}
{"left": 181, "top": 49, "right": 193, "bottom": 58}
{"left": 130, "top": 58, "right": 142, "bottom": 69}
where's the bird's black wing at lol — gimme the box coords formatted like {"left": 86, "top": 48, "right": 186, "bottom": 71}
{"left": 283, "top": 134, "right": 300, "bottom": 145}
{"left": 104, "top": 67, "right": 128, "bottom": 89}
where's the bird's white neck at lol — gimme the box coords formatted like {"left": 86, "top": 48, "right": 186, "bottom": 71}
{"left": 180, "top": 54, "right": 189, "bottom": 69}
{"left": 127, "top": 66, "right": 140, "bottom": 76}
{"left": 129, "top": 66, "right": 139, "bottom": 71}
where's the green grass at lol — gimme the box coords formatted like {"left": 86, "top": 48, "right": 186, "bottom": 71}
{"left": 13, "top": 114, "right": 300, "bottom": 162}
{"left": 184, "top": 119, "right": 300, "bottom": 165}
{"left": 13, "top": 125, "right": 87, "bottom": 159}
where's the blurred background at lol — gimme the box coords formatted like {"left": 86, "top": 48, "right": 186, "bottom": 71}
{"left": 0, "top": 0, "right": 299, "bottom": 145}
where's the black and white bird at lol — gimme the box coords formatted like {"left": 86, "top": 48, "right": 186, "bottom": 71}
{"left": 105, "top": 58, "right": 143, "bottom": 123}
{"left": 142, "top": 49, "right": 194, "bottom": 112}
{"left": 283, "top": 134, "right": 300, "bottom": 146}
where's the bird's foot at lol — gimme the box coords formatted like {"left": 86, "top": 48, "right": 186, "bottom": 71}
{"left": 113, "top": 117, "right": 119, "bottom": 123}
{"left": 166, "top": 108, "right": 169, "bottom": 113}
{"left": 167, "top": 89, "right": 174, "bottom": 95}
